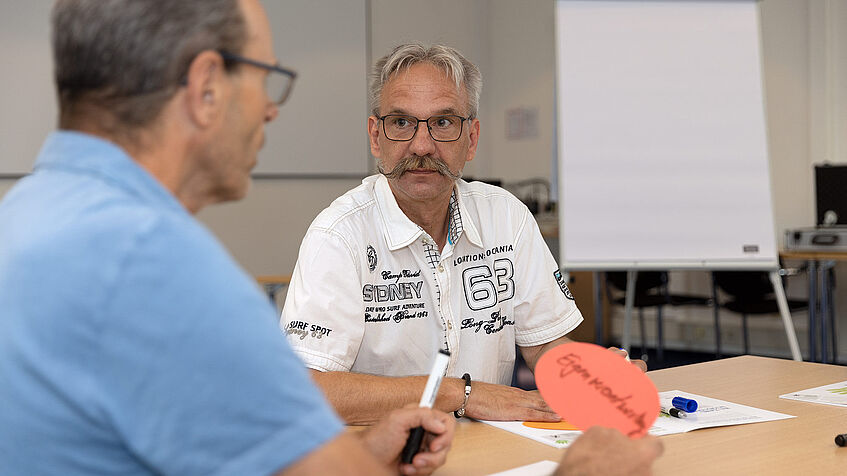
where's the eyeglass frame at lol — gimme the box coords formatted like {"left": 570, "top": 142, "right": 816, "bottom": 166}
{"left": 218, "top": 50, "right": 297, "bottom": 105}
{"left": 376, "top": 114, "right": 472, "bottom": 142}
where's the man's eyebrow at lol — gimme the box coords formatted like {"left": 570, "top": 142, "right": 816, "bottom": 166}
{"left": 434, "top": 108, "right": 463, "bottom": 116}
{"left": 382, "top": 108, "right": 465, "bottom": 117}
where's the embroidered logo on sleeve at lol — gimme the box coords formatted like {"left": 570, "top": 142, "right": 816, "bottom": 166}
{"left": 285, "top": 320, "right": 333, "bottom": 340}
{"left": 553, "top": 270, "right": 575, "bottom": 300}
{"left": 367, "top": 245, "right": 377, "bottom": 272}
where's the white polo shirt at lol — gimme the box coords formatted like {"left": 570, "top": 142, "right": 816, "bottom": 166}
{"left": 280, "top": 174, "right": 583, "bottom": 385}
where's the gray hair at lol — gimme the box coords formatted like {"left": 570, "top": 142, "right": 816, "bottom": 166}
{"left": 369, "top": 43, "right": 482, "bottom": 119}
{"left": 52, "top": 0, "right": 246, "bottom": 132}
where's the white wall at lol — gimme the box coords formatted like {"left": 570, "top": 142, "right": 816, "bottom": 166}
{"left": 485, "top": 0, "right": 557, "bottom": 182}
{"left": 763, "top": 0, "right": 814, "bottom": 231}
{"left": 196, "top": 179, "right": 361, "bottom": 274}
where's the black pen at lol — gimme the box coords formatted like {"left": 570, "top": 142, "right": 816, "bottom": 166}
{"left": 401, "top": 349, "right": 451, "bottom": 464}
{"left": 660, "top": 404, "right": 687, "bottom": 419}
{"left": 835, "top": 434, "right": 847, "bottom": 447}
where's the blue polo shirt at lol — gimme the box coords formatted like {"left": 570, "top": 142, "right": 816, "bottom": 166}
{"left": 0, "top": 131, "right": 342, "bottom": 475}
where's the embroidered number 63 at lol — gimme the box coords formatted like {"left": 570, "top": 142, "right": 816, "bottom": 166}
{"left": 462, "top": 258, "right": 515, "bottom": 311}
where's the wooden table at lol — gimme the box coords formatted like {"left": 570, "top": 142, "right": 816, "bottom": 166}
{"left": 432, "top": 356, "right": 847, "bottom": 475}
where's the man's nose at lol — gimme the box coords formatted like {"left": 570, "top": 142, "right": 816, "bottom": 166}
{"left": 265, "top": 102, "right": 279, "bottom": 123}
{"left": 408, "top": 122, "right": 436, "bottom": 156}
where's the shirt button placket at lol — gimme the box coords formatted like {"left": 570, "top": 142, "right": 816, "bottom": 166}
{"left": 439, "top": 261, "right": 458, "bottom": 353}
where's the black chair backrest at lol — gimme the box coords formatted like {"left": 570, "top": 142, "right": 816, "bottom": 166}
{"left": 713, "top": 271, "right": 773, "bottom": 299}
{"left": 606, "top": 271, "right": 667, "bottom": 294}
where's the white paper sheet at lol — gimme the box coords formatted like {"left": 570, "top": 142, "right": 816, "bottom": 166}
{"left": 648, "top": 390, "right": 794, "bottom": 436}
{"left": 779, "top": 380, "right": 847, "bottom": 408}
{"left": 487, "top": 460, "right": 558, "bottom": 476}
{"left": 481, "top": 420, "right": 582, "bottom": 449}
{"left": 481, "top": 390, "right": 794, "bottom": 448}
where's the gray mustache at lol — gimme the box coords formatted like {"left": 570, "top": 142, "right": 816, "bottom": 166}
{"left": 379, "top": 155, "right": 461, "bottom": 180}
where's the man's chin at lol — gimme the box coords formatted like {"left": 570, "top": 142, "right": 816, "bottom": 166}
{"left": 228, "top": 183, "right": 251, "bottom": 203}
{"left": 223, "top": 174, "right": 252, "bottom": 203}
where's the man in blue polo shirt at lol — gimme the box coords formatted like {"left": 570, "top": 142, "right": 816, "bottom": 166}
{"left": 0, "top": 0, "right": 663, "bottom": 475}
{"left": 0, "top": 1, "right": 453, "bottom": 475}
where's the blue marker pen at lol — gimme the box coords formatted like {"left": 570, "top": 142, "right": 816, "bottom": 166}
{"left": 661, "top": 396, "right": 698, "bottom": 413}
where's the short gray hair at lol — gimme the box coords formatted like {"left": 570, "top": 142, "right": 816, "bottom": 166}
{"left": 369, "top": 43, "right": 482, "bottom": 119}
{"left": 52, "top": 0, "right": 246, "bottom": 132}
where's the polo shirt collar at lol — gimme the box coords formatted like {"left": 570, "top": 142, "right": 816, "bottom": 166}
{"left": 374, "top": 174, "right": 423, "bottom": 250}
{"left": 453, "top": 179, "right": 483, "bottom": 249}
{"left": 33, "top": 130, "right": 188, "bottom": 215}
{"left": 373, "top": 174, "right": 484, "bottom": 251}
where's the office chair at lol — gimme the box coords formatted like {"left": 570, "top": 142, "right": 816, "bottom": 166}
{"left": 711, "top": 270, "right": 808, "bottom": 356}
{"left": 605, "top": 272, "right": 710, "bottom": 363}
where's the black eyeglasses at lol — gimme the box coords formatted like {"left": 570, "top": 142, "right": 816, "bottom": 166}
{"left": 219, "top": 50, "right": 297, "bottom": 105}
{"left": 377, "top": 114, "right": 471, "bottom": 142}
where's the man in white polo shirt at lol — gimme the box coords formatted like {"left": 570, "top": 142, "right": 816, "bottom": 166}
{"left": 281, "top": 43, "right": 643, "bottom": 424}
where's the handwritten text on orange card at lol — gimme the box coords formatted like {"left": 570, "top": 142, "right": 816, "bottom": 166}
{"left": 535, "top": 342, "right": 659, "bottom": 438}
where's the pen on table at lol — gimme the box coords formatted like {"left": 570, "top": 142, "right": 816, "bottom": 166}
{"left": 660, "top": 404, "right": 687, "bottom": 419}
{"left": 660, "top": 396, "right": 698, "bottom": 413}
{"left": 401, "top": 349, "right": 451, "bottom": 464}
{"left": 835, "top": 434, "right": 847, "bottom": 447}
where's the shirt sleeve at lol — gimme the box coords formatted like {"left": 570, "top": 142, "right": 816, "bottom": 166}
{"left": 511, "top": 208, "right": 584, "bottom": 346}
{"left": 280, "top": 226, "right": 365, "bottom": 372}
{"left": 96, "top": 217, "right": 343, "bottom": 476}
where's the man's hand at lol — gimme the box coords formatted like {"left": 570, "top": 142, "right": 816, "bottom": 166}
{"left": 464, "top": 381, "right": 560, "bottom": 422}
{"left": 555, "top": 426, "right": 664, "bottom": 476}
{"left": 608, "top": 347, "right": 648, "bottom": 373}
{"left": 360, "top": 407, "right": 455, "bottom": 476}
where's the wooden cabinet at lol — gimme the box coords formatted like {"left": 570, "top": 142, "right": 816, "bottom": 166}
{"left": 563, "top": 271, "right": 608, "bottom": 344}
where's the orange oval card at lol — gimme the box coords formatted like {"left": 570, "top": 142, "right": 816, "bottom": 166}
{"left": 523, "top": 420, "right": 579, "bottom": 431}
{"left": 535, "top": 342, "right": 659, "bottom": 438}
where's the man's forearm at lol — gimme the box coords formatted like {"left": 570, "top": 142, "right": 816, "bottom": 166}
{"left": 310, "top": 370, "right": 465, "bottom": 425}
{"left": 520, "top": 335, "right": 575, "bottom": 372}
{"left": 310, "top": 369, "right": 561, "bottom": 423}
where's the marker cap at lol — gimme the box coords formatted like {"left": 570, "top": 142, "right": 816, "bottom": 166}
{"left": 671, "top": 396, "right": 698, "bottom": 413}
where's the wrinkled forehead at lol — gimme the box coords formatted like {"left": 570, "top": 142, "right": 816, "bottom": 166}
{"left": 382, "top": 62, "right": 468, "bottom": 112}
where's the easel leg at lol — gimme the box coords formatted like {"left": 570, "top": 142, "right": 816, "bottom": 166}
{"left": 622, "top": 270, "right": 636, "bottom": 354}
{"left": 770, "top": 270, "right": 802, "bottom": 361}
{"left": 594, "top": 272, "right": 605, "bottom": 346}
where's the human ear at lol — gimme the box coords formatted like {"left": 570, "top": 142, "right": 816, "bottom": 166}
{"left": 465, "top": 118, "right": 480, "bottom": 163}
{"left": 368, "top": 115, "right": 382, "bottom": 158}
{"left": 183, "top": 50, "right": 228, "bottom": 128}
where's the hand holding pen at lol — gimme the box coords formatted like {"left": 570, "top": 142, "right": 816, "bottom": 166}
{"left": 361, "top": 406, "right": 455, "bottom": 475}
{"left": 401, "top": 349, "right": 451, "bottom": 463}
